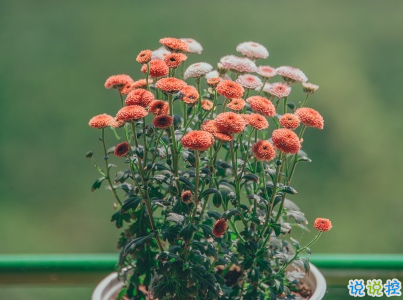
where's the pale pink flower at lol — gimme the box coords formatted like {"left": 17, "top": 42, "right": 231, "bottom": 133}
{"left": 268, "top": 82, "right": 291, "bottom": 98}
{"left": 180, "top": 38, "right": 203, "bottom": 54}
{"left": 236, "top": 74, "right": 262, "bottom": 90}
{"left": 276, "top": 66, "right": 308, "bottom": 83}
{"left": 151, "top": 47, "right": 171, "bottom": 60}
{"left": 205, "top": 70, "right": 220, "bottom": 79}
{"left": 236, "top": 41, "right": 269, "bottom": 59}
{"left": 220, "top": 55, "right": 257, "bottom": 73}
{"left": 184, "top": 62, "right": 213, "bottom": 79}
{"left": 302, "top": 82, "right": 320, "bottom": 94}
{"left": 257, "top": 65, "right": 277, "bottom": 78}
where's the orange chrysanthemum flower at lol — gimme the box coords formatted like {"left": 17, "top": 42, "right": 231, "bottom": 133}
{"left": 180, "top": 130, "right": 215, "bottom": 151}
{"left": 164, "top": 53, "right": 187, "bottom": 68}
{"left": 201, "top": 99, "right": 214, "bottom": 111}
{"left": 159, "top": 37, "right": 189, "bottom": 52}
{"left": 314, "top": 218, "right": 332, "bottom": 232}
{"left": 116, "top": 105, "right": 148, "bottom": 121}
{"left": 121, "top": 79, "right": 154, "bottom": 95}
{"left": 213, "top": 132, "right": 234, "bottom": 142}
{"left": 136, "top": 50, "right": 152, "bottom": 64}
{"left": 155, "top": 77, "right": 187, "bottom": 93}
{"left": 181, "top": 190, "right": 193, "bottom": 204}
{"left": 271, "top": 128, "right": 301, "bottom": 154}
{"left": 201, "top": 120, "right": 218, "bottom": 134}
{"left": 213, "top": 219, "right": 227, "bottom": 238}
{"left": 252, "top": 140, "right": 276, "bottom": 161}
{"left": 216, "top": 80, "right": 244, "bottom": 99}
{"left": 152, "top": 115, "right": 173, "bottom": 129}
{"left": 125, "top": 89, "right": 155, "bottom": 107}
{"left": 141, "top": 59, "right": 169, "bottom": 78}
{"left": 227, "top": 98, "right": 246, "bottom": 111}
{"left": 180, "top": 85, "right": 199, "bottom": 105}
{"left": 148, "top": 100, "right": 169, "bottom": 116}
{"left": 295, "top": 107, "right": 324, "bottom": 130}
{"left": 88, "top": 114, "right": 114, "bottom": 129}
{"left": 114, "top": 142, "right": 131, "bottom": 157}
{"left": 279, "top": 113, "right": 300, "bottom": 130}
{"left": 207, "top": 77, "right": 222, "bottom": 87}
{"left": 104, "top": 74, "right": 133, "bottom": 90}
{"left": 109, "top": 117, "right": 125, "bottom": 128}
{"left": 246, "top": 96, "right": 276, "bottom": 117}
{"left": 120, "top": 83, "right": 136, "bottom": 95}
{"left": 245, "top": 114, "right": 269, "bottom": 130}
{"left": 215, "top": 112, "right": 246, "bottom": 134}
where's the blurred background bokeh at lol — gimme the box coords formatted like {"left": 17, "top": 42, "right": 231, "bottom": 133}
{"left": 1, "top": 0, "right": 402, "bottom": 298}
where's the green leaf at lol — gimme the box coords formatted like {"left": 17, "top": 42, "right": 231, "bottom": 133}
{"left": 281, "top": 185, "right": 298, "bottom": 195}
{"left": 178, "top": 176, "right": 195, "bottom": 190}
{"left": 121, "top": 196, "right": 141, "bottom": 212}
{"left": 91, "top": 177, "right": 105, "bottom": 192}
{"left": 222, "top": 209, "right": 240, "bottom": 220}
{"left": 111, "top": 211, "right": 131, "bottom": 228}
{"left": 290, "top": 237, "right": 300, "bottom": 250}
{"left": 200, "top": 188, "right": 221, "bottom": 199}
{"left": 198, "top": 223, "right": 213, "bottom": 238}
{"left": 182, "top": 151, "right": 195, "bottom": 166}
{"left": 179, "top": 223, "right": 197, "bottom": 241}
{"left": 213, "top": 193, "right": 222, "bottom": 208}
{"left": 241, "top": 174, "right": 259, "bottom": 185}
{"left": 123, "top": 235, "right": 152, "bottom": 256}
{"left": 243, "top": 258, "right": 254, "bottom": 270}
{"left": 287, "top": 211, "right": 307, "bottom": 224}
{"left": 269, "top": 223, "right": 282, "bottom": 237}
{"left": 297, "top": 155, "right": 312, "bottom": 163}
{"left": 207, "top": 211, "right": 221, "bottom": 220}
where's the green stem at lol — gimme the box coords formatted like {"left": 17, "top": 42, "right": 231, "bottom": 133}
{"left": 222, "top": 98, "right": 230, "bottom": 112}
{"left": 301, "top": 94, "right": 309, "bottom": 108}
{"left": 190, "top": 150, "right": 200, "bottom": 222}
{"left": 257, "top": 78, "right": 267, "bottom": 95}
{"left": 100, "top": 128, "right": 122, "bottom": 206}
{"left": 230, "top": 141, "right": 247, "bottom": 227}
{"left": 260, "top": 153, "right": 283, "bottom": 239}
{"left": 273, "top": 232, "right": 322, "bottom": 278}
{"left": 283, "top": 96, "right": 288, "bottom": 115}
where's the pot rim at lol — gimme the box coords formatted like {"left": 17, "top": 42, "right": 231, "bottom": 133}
{"left": 92, "top": 263, "right": 327, "bottom": 300}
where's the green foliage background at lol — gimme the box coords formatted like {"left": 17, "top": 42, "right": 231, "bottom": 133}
{"left": 1, "top": 0, "right": 402, "bottom": 298}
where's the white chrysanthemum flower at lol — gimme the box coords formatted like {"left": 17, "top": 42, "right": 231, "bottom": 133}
{"left": 151, "top": 47, "right": 171, "bottom": 60}
{"left": 276, "top": 66, "right": 308, "bottom": 83}
{"left": 184, "top": 62, "right": 213, "bottom": 79}
{"left": 180, "top": 38, "right": 203, "bottom": 54}
{"left": 236, "top": 74, "right": 262, "bottom": 90}
{"left": 220, "top": 55, "right": 257, "bottom": 73}
{"left": 236, "top": 41, "right": 269, "bottom": 59}
{"left": 268, "top": 82, "right": 291, "bottom": 98}
{"left": 302, "top": 82, "right": 319, "bottom": 94}
{"left": 205, "top": 70, "right": 220, "bottom": 79}
{"left": 257, "top": 65, "right": 276, "bottom": 78}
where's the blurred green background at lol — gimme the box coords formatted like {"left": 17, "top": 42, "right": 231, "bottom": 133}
{"left": 1, "top": 0, "right": 402, "bottom": 298}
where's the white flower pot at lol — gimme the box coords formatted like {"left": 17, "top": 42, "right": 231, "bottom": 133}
{"left": 92, "top": 263, "right": 326, "bottom": 300}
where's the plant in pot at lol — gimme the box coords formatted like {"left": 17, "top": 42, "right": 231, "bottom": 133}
{"left": 87, "top": 37, "right": 332, "bottom": 300}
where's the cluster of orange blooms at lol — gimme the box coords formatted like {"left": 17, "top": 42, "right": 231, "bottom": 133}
{"left": 88, "top": 37, "right": 331, "bottom": 233}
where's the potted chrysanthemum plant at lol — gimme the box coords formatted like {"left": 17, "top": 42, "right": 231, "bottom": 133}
{"left": 87, "top": 37, "right": 332, "bottom": 300}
